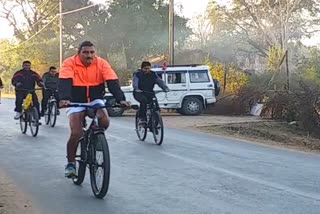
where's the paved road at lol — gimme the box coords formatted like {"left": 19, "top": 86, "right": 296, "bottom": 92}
{"left": 0, "top": 98, "right": 319, "bottom": 214}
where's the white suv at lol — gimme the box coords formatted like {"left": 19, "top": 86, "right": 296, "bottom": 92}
{"left": 104, "top": 64, "right": 220, "bottom": 116}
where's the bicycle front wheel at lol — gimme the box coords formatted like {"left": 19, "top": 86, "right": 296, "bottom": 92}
{"left": 29, "top": 107, "right": 39, "bottom": 137}
{"left": 89, "top": 133, "right": 110, "bottom": 199}
{"left": 20, "top": 112, "right": 27, "bottom": 134}
{"left": 73, "top": 137, "right": 87, "bottom": 185}
{"left": 135, "top": 110, "right": 147, "bottom": 141}
{"left": 49, "top": 101, "right": 57, "bottom": 127}
{"left": 152, "top": 111, "right": 164, "bottom": 145}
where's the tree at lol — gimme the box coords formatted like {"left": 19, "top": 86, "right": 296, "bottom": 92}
{"left": 100, "top": 0, "right": 192, "bottom": 69}
{"left": 0, "top": 0, "right": 59, "bottom": 41}
{"left": 189, "top": 14, "right": 214, "bottom": 49}
{"left": 207, "top": 0, "right": 320, "bottom": 57}
{"left": 298, "top": 47, "right": 320, "bottom": 85}
{"left": 207, "top": 58, "right": 248, "bottom": 94}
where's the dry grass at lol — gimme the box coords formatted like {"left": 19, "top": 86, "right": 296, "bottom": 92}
{"left": 198, "top": 121, "right": 320, "bottom": 152}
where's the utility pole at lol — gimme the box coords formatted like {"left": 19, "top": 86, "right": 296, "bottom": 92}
{"left": 168, "top": 0, "right": 174, "bottom": 65}
{"left": 59, "top": 0, "right": 63, "bottom": 68}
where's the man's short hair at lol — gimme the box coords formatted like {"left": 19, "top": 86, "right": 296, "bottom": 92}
{"left": 49, "top": 66, "right": 57, "bottom": 70}
{"left": 78, "top": 41, "right": 95, "bottom": 53}
{"left": 23, "top": 60, "right": 31, "bottom": 65}
{"left": 141, "top": 61, "right": 151, "bottom": 69}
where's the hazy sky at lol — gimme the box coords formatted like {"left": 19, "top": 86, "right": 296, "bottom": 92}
{"left": 0, "top": 0, "right": 317, "bottom": 46}
{"left": 0, "top": 0, "right": 210, "bottom": 39}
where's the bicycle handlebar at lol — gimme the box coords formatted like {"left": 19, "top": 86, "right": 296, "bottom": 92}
{"left": 16, "top": 88, "right": 43, "bottom": 92}
{"left": 62, "top": 102, "right": 130, "bottom": 109}
{"left": 44, "top": 88, "right": 58, "bottom": 92}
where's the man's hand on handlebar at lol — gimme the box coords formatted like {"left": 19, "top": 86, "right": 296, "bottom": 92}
{"left": 59, "top": 100, "right": 70, "bottom": 108}
{"left": 38, "top": 82, "right": 44, "bottom": 88}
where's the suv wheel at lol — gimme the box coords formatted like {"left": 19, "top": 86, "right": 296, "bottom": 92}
{"left": 182, "top": 97, "right": 203, "bottom": 115}
{"left": 177, "top": 108, "right": 185, "bottom": 115}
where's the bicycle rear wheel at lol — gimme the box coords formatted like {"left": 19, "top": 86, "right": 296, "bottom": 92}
{"left": 135, "top": 110, "right": 147, "bottom": 141}
{"left": 73, "top": 137, "right": 87, "bottom": 185}
{"left": 152, "top": 111, "right": 164, "bottom": 145}
{"left": 29, "top": 107, "right": 39, "bottom": 137}
{"left": 89, "top": 133, "right": 110, "bottom": 199}
{"left": 49, "top": 101, "right": 57, "bottom": 127}
{"left": 20, "top": 112, "right": 27, "bottom": 134}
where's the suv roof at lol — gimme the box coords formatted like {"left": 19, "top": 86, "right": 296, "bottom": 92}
{"left": 152, "top": 64, "right": 209, "bottom": 72}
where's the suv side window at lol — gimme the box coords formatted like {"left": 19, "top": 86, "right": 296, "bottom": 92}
{"left": 167, "top": 72, "right": 186, "bottom": 84}
{"left": 189, "top": 70, "right": 210, "bottom": 83}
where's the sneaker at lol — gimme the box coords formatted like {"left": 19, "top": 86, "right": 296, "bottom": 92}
{"left": 65, "top": 163, "right": 76, "bottom": 178}
{"left": 57, "top": 110, "right": 60, "bottom": 115}
{"left": 14, "top": 112, "right": 22, "bottom": 120}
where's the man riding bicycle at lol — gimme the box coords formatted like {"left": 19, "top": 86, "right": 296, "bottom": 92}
{"left": 132, "top": 61, "right": 169, "bottom": 124}
{"left": 11, "top": 61, "right": 43, "bottom": 119}
{"left": 58, "top": 41, "right": 130, "bottom": 178}
{"left": 41, "top": 66, "right": 59, "bottom": 117}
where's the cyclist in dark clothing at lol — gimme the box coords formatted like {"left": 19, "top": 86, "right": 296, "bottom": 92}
{"left": 11, "top": 61, "right": 43, "bottom": 119}
{"left": 41, "top": 66, "right": 59, "bottom": 116}
{"left": 132, "top": 61, "right": 169, "bottom": 123}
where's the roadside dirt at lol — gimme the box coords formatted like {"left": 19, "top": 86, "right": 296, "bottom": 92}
{"left": 143, "top": 113, "right": 320, "bottom": 153}
{"left": 0, "top": 170, "right": 38, "bottom": 214}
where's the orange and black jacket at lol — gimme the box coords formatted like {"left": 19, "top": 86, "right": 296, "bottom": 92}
{"left": 58, "top": 55, "right": 125, "bottom": 103}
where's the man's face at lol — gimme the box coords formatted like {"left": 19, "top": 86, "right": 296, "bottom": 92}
{"left": 142, "top": 66, "right": 151, "bottom": 73}
{"left": 79, "top": 46, "right": 96, "bottom": 66}
{"left": 49, "top": 69, "right": 57, "bottom": 76}
{"left": 23, "top": 63, "right": 31, "bottom": 71}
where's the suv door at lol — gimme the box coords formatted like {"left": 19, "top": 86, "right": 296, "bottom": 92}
{"left": 153, "top": 71, "right": 166, "bottom": 103}
{"left": 188, "top": 70, "right": 214, "bottom": 98}
{"left": 165, "top": 71, "right": 188, "bottom": 103}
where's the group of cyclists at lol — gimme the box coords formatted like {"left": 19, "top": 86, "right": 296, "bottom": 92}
{"left": 2, "top": 41, "right": 170, "bottom": 178}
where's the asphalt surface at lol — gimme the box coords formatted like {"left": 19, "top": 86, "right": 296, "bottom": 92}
{"left": 0, "top": 98, "right": 319, "bottom": 214}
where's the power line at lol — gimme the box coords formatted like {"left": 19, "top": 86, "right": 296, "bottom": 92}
{"left": 0, "top": 2, "right": 105, "bottom": 54}
{"left": 37, "top": 0, "right": 54, "bottom": 11}
{"left": 0, "top": 15, "right": 58, "bottom": 53}
{"left": 13, "top": 4, "right": 59, "bottom": 39}
{"left": 59, "top": 3, "right": 100, "bottom": 16}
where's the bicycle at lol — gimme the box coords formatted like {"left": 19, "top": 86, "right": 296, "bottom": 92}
{"left": 18, "top": 88, "right": 42, "bottom": 137}
{"left": 44, "top": 88, "right": 58, "bottom": 127}
{"left": 135, "top": 91, "right": 165, "bottom": 145}
{"left": 65, "top": 102, "right": 126, "bottom": 199}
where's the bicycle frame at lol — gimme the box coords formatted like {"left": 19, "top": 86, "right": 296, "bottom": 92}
{"left": 18, "top": 88, "right": 42, "bottom": 137}
{"left": 135, "top": 90, "right": 165, "bottom": 145}
{"left": 22, "top": 93, "right": 33, "bottom": 111}
{"left": 139, "top": 91, "right": 163, "bottom": 125}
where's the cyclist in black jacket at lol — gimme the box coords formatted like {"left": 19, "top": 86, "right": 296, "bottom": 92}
{"left": 132, "top": 61, "right": 169, "bottom": 123}
{"left": 11, "top": 61, "right": 43, "bottom": 119}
